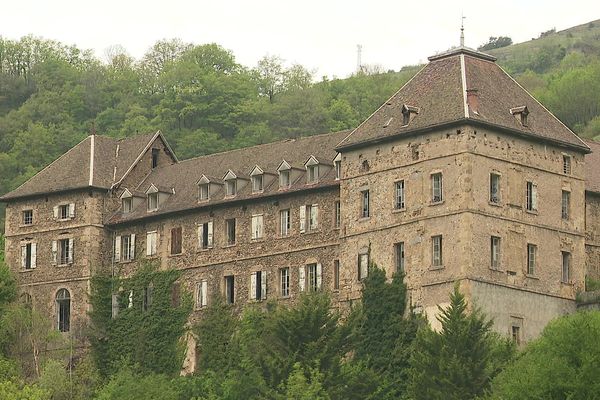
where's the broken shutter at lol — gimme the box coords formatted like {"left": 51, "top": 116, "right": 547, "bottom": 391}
{"left": 69, "top": 203, "right": 75, "bottom": 218}
{"left": 130, "top": 234, "right": 135, "bottom": 259}
{"left": 201, "top": 280, "right": 208, "bottom": 307}
{"left": 532, "top": 184, "right": 538, "bottom": 210}
{"left": 114, "top": 235, "right": 121, "bottom": 262}
{"left": 207, "top": 222, "right": 213, "bottom": 247}
{"left": 250, "top": 272, "right": 257, "bottom": 300}
{"left": 52, "top": 240, "right": 57, "bottom": 264}
{"left": 261, "top": 270, "right": 267, "bottom": 300}
{"left": 198, "top": 225, "right": 203, "bottom": 248}
{"left": 31, "top": 243, "right": 37, "bottom": 268}
{"left": 68, "top": 238, "right": 74, "bottom": 263}
{"left": 299, "top": 266, "right": 306, "bottom": 292}
{"left": 316, "top": 263, "right": 322, "bottom": 290}
{"left": 21, "top": 245, "right": 26, "bottom": 268}
{"left": 53, "top": 206, "right": 59, "bottom": 219}
{"left": 299, "top": 206, "right": 306, "bottom": 233}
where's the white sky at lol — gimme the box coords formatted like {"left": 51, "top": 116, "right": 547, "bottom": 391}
{"left": 2, "top": 0, "right": 599, "bottom": 78}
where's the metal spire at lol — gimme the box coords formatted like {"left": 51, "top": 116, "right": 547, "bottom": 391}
{"left": 460, "top": 14, "right": 466, "bottom": 47}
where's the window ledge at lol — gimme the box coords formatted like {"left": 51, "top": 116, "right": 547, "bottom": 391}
{"left": 194, "top": 306, "right": 208, "bottom": 311}
{"left": 430, "top": 200, "right": 445, "bottom": 206}
{"left": 197, "top": 247, "right": 213, "bottom": 252}
{"left": 489, "top": 267, "right": 504, "bottom": 272}
{"left": 19, "top": 224, "right": 34, "bottom": 228}
{"left": 358, "top": 216, "right": 370, "bottom": 222}
{"left": 20, "top": 268, "right": 35, "bottom": 273}
{"left": 56, "top": 263, "right": 73, "bottom": 268}
{"left": 429, "top": 265, "right": 444, "bottom": 271}
{"left": 560, "top": 281, "right": 574, "bottom": 286}
{"left": 392, "top": 208, "right": 406, "bottom": 214}
{"left": 168, "top": 253, "right": 183, "bottom": 258}
{"left": 251, "top": 238, "right": 266, "bottom": 242}
{"left": 276, "top": 235, "right": 291, "bottom": 239}
{"left": 223, "top": 244, "right": 237, "bottom": 248}
{"left": 525, "top": 274, "right": 539, "bottom": 280}
{"left": 119, "top": 259, "right": 135, "bottom": 264}
{"left": 301, "top": 229, "right": 321, "bottom": 235}
{"left": 488, "top": 201, "right": 502, "bottom": 207}
{"left": 525, "top": 209, "right": 538, "bottom": 215}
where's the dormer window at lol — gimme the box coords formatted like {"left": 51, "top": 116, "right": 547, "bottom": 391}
{"left": 401, "top": 104, "right": 419, "bottom": 126}
{"left": 226, "top": 180, "right": 236, "bottom": 196}
{"left": 334, "top": 153, "right": 341, "bottom": 180}
{"left": 122, "top": 198, "right": 133, "bottom": 213}
{"left": 510, "top": 106, "right": 529, "bottom": 127}
{"left": 279, "top": 170, "right": 290, "bottom": 188}
{"left": 305, "top": 156, "right": 320, "bottom": 184}
{"left": 151, "top": 148, "right": 159, "bottom": 169}
{"left": 199, "top": 184, "right": 210, "bottom": 201}
{"left": 147, "top": 192, "right": 158, "bottom": 211}
{"left": 250, "top": 166, "right": 265, "bottom": 193}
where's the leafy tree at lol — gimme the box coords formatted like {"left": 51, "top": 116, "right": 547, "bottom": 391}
{"left": 407, "top": 284, "right": 514, "bottom": 400}
{"left": 94, "top": 367, "right": 181, "bottom": 400}
{"left": 488, "top": 311, "right": 600, "bottom": 400}
{"left": 0, "top": 380, "right": 49, "bottom": 400}
{"left": 0, "top": 243, "right": 17, "bottom": 318}
{"left": 284, "top": 363, "right": 330, "bottom": 400}
{"left": 478, "top": 36, "right": 513, "bottom": 51}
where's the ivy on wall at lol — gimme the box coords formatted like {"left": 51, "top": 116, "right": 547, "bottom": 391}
{"left": 88, "top": 261, "right": 192, "bottom": 378}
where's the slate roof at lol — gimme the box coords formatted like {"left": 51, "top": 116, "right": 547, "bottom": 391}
{"left": 107, "top": 130, "right": 349, "bottom": 225}
{"left": 0, "top": 132, "right": 161, "bottom": 201}
{"left": 337, "top": 46, "right": 590, "bottom": 153}
{"left": 584, "top": 139, "right": 600, "bottom": 194}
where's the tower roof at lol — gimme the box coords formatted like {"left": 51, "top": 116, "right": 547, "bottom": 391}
{"left": 337, "top": 47, "right": 590, "bottom": 153}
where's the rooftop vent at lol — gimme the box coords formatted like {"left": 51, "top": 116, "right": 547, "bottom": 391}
{"left": 510, "top": 106, "right": 529, "bottom": 127}
{"left": 401, "top": 104, "right": 420, "bottom": 126}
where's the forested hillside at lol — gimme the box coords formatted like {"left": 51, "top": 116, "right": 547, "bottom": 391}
{"left": 1, "top": 19, "right": 600, "bottom": 219}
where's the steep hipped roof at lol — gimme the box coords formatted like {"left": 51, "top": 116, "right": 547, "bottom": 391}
{"left": 0, "top": 132, "right": 164, "bottom": 201}
{"left": 108, "top": 130, "right": 349, "bottom": 225}
{"left": 584, "top": 139, "right": 600, "bottom": 194}
{"left": 337, "top": 47, "right": 590, "bottom": 153}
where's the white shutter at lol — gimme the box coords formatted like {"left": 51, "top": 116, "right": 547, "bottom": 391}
{"left": 532, "top": 184, "right": 538, "bottom": 210}
{"left": 207, "top": 222, "right": 213, "bottom": 247}
{"left": 130, "top": 234, "right": 136, "bottom": 259}
{"left": 251, "top": 217, "right": 258, "bottom": 239}
{"left": 31, "top": 243, "right": 37, "bottom": 268}
{"left": 112, "top": 294, "right": 119, "bottom": 318}
{"left": 261, "top": 271, "right": 267, "bottom": 300}
{"left": 250, "top": 272, "right": 257, "bottom": 300}
{"left": 198, "top": 225, "right": 204, "bottom": 248}
{"left": 201, "top": 280, "right": 208, "bottom": 307}
{"left": 21, "top": 245, "right": 26, "bottom": 268}
{"left": 128, "top": 290, "right": 133, "bottom": 308}
{"left": 69, "top": 203, "right": 75, "bottom": 218}
{"left": 68, "top": 238, "right": 74, "bottom": 263}
{"left": 299, "top": 266, "right": 306, "bottom": 292}
{"left": 114, "top": 235, "right": 121, "bottom": 262}
{"left": 53, "top": 206, "right": 58, "bottom": 219}
{"left": 299, "top": 206, "right": 306, "bottom": 233}
{"left": 311, "top": 204, "right": 319, "bottom": 229}
{"left": 52, "top": 240, "right": 57, "bottom": 264}
{"left": 146, "top": 232, "right": 153, "bottom": 256}
{"left": 316, "top": 263, "right": 322, "bottom": 290}
{"left": 258, "top": 216, "right": 263, "bottom": 239}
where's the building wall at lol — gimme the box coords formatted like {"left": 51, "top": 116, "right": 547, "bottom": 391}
{"left": 585, "top": 192, "right": 600, "bottom": 282}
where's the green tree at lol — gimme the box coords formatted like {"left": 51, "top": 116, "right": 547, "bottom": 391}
{"left": 488, "top": 311, "right": 600, "bottom": 400}
{"left": 94, "top": 367, "right": 181, "bottom": 400}
{"left": 407, "top": 284, "right": 514, "bottom": 400}
{"left": 284, "top": 363, "right": 330, "bottom": 400}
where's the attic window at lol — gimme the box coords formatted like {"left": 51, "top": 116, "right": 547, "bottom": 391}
{"left": 147, "top": 192, "right": 158, "bottom": 211}
{"left": 122, "top": 198, "right": 133, "bottom": 213}
{"left": 151, "top": 148, "right": 159, "bottom": 169}
{"left": 252, "top": 175, "right": 263, "bottom": 193}
{"left": 279, "top": 170, "right": 290, "bottom": 188}
{"left": 226, "top": 179, "right": 237, "bottom": 196}
{"left": 199, "top": 183, "right": 210, "bottom": 201}
{"left": 510, "top": 106, "right": 529, "bottom": 127}
{"left": 401, "top": 104, "right": 419, "bottom": 126}
{"left": 307, "top": 165, "right": 319, "bottom": 184}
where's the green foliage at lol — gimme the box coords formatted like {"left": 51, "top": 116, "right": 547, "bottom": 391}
{"left": 586, "top": 276, "right": 600, "bottom": 291}
{"left": 0, "top": 380, "right": 49, "bottom": 400}
{"left": 37, "top": 356, "right": 100, "bottom": 400}
{"left": 283, "top": 363, "right": 330, "bottom": 400}
{"left": 407, "top": 284, "right": 514, "bottom": 400}
{"left": 88, "top": 262, "right": 192, "bottom": 378}
{"left": 488, "top": 311, "right": 600, "bottom": 400}
{"left": 0, "top": 255, "right": 17, "bottom": 318}
{"left": 478, "top": 36, "right": 513, "bottom": 51}
{"left": 94, "top": 367, "right": 181, "bottom": 400}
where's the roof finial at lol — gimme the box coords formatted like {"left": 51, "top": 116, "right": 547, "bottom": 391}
{"left": 460, "top": 14, "right": 466, "bottom": 47}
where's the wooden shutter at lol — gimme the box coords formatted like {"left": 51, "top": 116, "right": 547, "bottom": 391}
{"left": 52, "top": 240, "right": 57, "bottom": 264}
{"left": 207, "top": 222, "right": 213, "bottom": 247}
{"left": 114, "top": 235, "right": 121, "bottom": 262}
{"left": 250, "top": 272, "right": 257, "bottom": 300}
{"left": 311, "top": 204, "right": 319, "bottom": 229}
{"left": 198, "top": 224, "right": 204, "bottom": 248}
{"left": 251, "top": 217, "right": 257, "bottom": 239}
{"left": 261, "top": 271, "right": 267, "bottom": 300}
{"left": 31, "top": 243, "right": 37, "bottom": 268}
{"left": 21, "top": 245, "right": 26, "bottom": 268}
{"left": 68, "top": 238, "right": 74, "bottom": 263}
{"left": 532, "top": 184, "right": 538, "bottom": 210}
{"left": 69, "top": 203, "right": 75, "bottom": 218}
{"left": 299, "top": 266, "right": 306, "bottom": 292}
{"left": 316, "top": 263, "right": 322, "bottom": 290}
{"left": 53, "top": 206, "right": 58, "bottom": 219}
{"left": 299, "top": 206, "right": 306, "bottom": 233}
{"left": 130, "top": 234, "right": 135, "bottom": 259}
{"left": 146, "top": 232, "right": 154, "bottom": 256}
{"left": 201, "top": 280, "right": 208, "bottom": 307}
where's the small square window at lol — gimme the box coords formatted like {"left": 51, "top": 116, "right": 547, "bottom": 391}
{"left": 23, "top": 210, "right": 33, "bottom": 225}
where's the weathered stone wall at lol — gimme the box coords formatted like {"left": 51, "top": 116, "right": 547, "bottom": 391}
{"left": 585, "top": 193, "right": 600, "bottom": 281}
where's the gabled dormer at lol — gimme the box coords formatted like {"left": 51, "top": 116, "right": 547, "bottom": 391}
{"left": 145, "top": 183, "right": 173, "bottom": 212}
{"left": 196, "top": 175, "right": 223, "bottom": 202}
{"left": 222, "top": 170, "right": 249, "bottom": 198}
{"left": 510, "top": 105, "right": 529, "bottom": 127}
{"left": 304, "top": 155, "right": 331, "bottom": 184}
{"left": 120, "top": 188, "right": 145, "bottom": 213}
{"left": 249, "top": 165, "right": 276, "bottom": 194}
{"left": 277, "top": 160, "right": 303, "bottom": 189}
{"left": 333, "top": 153, "right": 342, "bottom": 180}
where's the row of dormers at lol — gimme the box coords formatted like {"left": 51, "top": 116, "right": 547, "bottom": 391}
{"left": 120, "top": 154, "right": 342, "bottom": 214}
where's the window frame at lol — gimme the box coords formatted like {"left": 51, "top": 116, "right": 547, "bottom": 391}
{"left": 432, "top": 235, "right": 443, "bottom": 267}
{"left": 307, "top": 165, "right": 319, "bottom": 184}
{"left": 527, "top": 243, "right": 537, "bottom": 275}
{"left": 333, "top": 260, "right": 340, "bottom": 290}
{"left": 394, "top": 242, "right": 405, "bottom": 273}
{"left": 358, "top": 253, "right": 369, "bottom": 280}
{"left": 59, "top": 204, "right": 69, "bottom": 220}
{"left": 280, "top": 209, "right": 290, "bottom": 236}
{"left": 563, "top": 155, "right": 572, "bottom": 175}
{"left": 58, "top": 238, "right": 72, "bottom": 265}
{"left": 491, "top": 236, "right": 501, "bottom": 270}
{"left": 224, "top": 275, "right": 235, "bottom": 304}
{"left": 490, "top": 173, "right": 501, "bottom": 204}
{"left": 279, "top": 170, "right": 291, "bottom": 188}
{"left": 561, "top": 190, "right": 570, "bottom": 220}
{"left": 431, "top": 173, "right": 443, "bottom": 203}
{"left": 147, "top": 192, "right": 159, "bottom": 211}
{"left": 22, "top": 209, "right": 33, "bottom": 225}
{"left": 526, "top": 181, "right": 537, "bottom": 212}
{"left": 56, "top": 289, "right": 71, "bottom": 333}
{"left": 226, "top": 218, "right": 236, "bottom": 245}
{"left": 198, "top": 184, "right": 210, "bottom": 201}
{"left": 361, "top": 189, "right": 370, "bottom": 218}
{"left": 395, "top": 180, "right": 405, "bottom": 210}
{"left": 251, "top": 214, "right": 264, "bottom": 240}
{"left": 334, "top": 201, "right": 341, "bottom": 229}
{"left": 561, "top": 251, "right": 571, "bottom": 283}
{"left": 251, "top": 174, "right": 264, "bottom": 193}
{"left": 280, "top": 267, "right": 290, "bottom": 297}
{"left": 122, "top": 197, "right": 133, "bottom": 213}
{"left": 146, "top": 231, "right": 158, "bottom": 257}
{"left": 170, "top": 227, "right": 182, "bottom": 255}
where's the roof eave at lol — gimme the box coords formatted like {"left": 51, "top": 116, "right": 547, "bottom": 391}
{"left": 0, "top": 185, "right": 110, "bottom": 203}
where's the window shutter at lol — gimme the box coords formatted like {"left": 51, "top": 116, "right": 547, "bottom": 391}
{"left": 250, "top": 272, "right": 257, "bottom": 300}
{"left": 207, "top": 222, "right": 213, "bottom": 247}
{"left": 111, "top": 294, "right": 119, "bottom": 318}
{"left": 128, "top": 290, "right": 133, "bottom": 308}
{"left": 68, "top": 238, "right": 74, "bottom": 263}
{"left": 316, "top": 263, "right": 322, "bottom": 290}
{"left": 146, "top": 232, "right": 153, "bottom": 256}
{"left": 114, "top": 235, "right": 121, "bottom": 262}
{"left": 532, "top": 184, "right": 538, "bottom": 210}
{"left": 312, "top": 204, "right": 318, "bottom": 229}
{"left": 31, "top": 243, "right": 37, "bottom": 268}
{"left": 69, "top": 203, "right": 75, "bottom": 218}
{"left": 258, "top": 217, "right": 263, "bottom": 238}
{"left": 299, "top": 266, "right": 306, "bottom": 292}
{"left": 53, "top": 206, "right": 58, "bottom": 219}
{"left": 130, "top": 234, "right": 136, "bottom": 259}
{"left": 198, "top": 225, "right": 204, "bottom": 248}
{"left": 299, "top": 206, "right": 306, "bottom": 233}
{"left": 261, "top": 270, "right": 267, "bottom": 300}
{"left": 251, "top": 217, "right": 257, "bottom": 239}
{"left": 52, "top": 240, "right": 57, "bottom": 264}
{"left": 21, "top": 245, "right": 26, "bottom": 268}
{"left": 201, "top": 280, "right": 208, "bottom": 307}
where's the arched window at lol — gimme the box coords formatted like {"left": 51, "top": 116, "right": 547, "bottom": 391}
{"left": 56, "top": 289, "right": 71, "bottom": 332}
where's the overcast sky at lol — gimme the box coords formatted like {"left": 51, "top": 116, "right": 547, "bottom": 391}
{"left": 2, "top": 0, "right": 599, "bottom": 78}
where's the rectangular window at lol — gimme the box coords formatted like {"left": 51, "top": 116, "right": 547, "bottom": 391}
{"left": 250, "top": 271, "right": 267, "bottom": 300}
{"left": 562, "top": 190, "right": 570, "bottom": 220}
{"left": 21, "top": 242, "right": 36, "bottom": 269}
{"left": 335, "top": 160, "right": 341, "bottom": 180}
{"left": 561, "top": 251, "right": 570, "bottom": 283}
{"left": 306, "top": 263, "right": 321, "bottom": 291}
{"left": 563, "top": 155, "right": 571, "bottom": 175}
{"left": 358, "top": 253, "right": 369, "bottom": 280}
{"left": 395, "top": 180, "right": 405, "bottom": 209}
{"left": 490, "top": 173, "right": 501, "bottom": 204}
{"left": 431, "top": 173, "right": 443, "bottom": 203}
{"left": 226, "top": 218, "right": 236, "bottom": 245}
{"left": 511, "top": 326, "right": 521, "bottom": 345}
{"left": 58, "top": 238, "right": 73, "bottom": 265}
{"left": 199, "top": 184, "right": 209, "bottom": 201}
{"left": 148, "top": 193, "right": 158, "bottom": 211}
{"left": 151, "top": 148, "right": 159, "bottom": 168}
{"left": 280, "top": 267, "right": 290, "bottom": 297}
{"left": 226, "top": 180, "right": 237, "bottom": 196}
{"left": 54, "top": 203, "right": 75, "bottom": 220}
{"left": 225, "top": 275, "right": 235, "bottom": 304}
{"left": 252, "top": 175, "right": 264, "bottom": 193}
{"left": 334, "top": 201, "right": 341, "bottom": 229}
{"left": 307, "top": 165, "right": 319, "bottom": 183}
{"left": 361, "top": 190, "right": 370, "bottom": 218}
{"left": 302, "top": 204, "right": 318, "bottom": 231}
{"left": 196, "top": 280, "right": 208, "bottom": 308}
{"left": 251, "top": 215, "right": 264, "bottom": 239}
{"left": 527, "top": 243, "right": 537, "bottom": 275}
{"left": 121, "top": 234, "right": 136, "bottom": 261}
{"left": 22, "top": 210, "right": 33, "bottom": 225}
{"left": 280, "top": 209, "right": 290, "bottom": 236}
{"left": 333, "top": 260, "right": 340, "bottom": 290}
{"left": 170, "top": 227, "right": 182, "bottom": 255}
{"left": 59, "top": 204, "right": 69, "bottom": 219}
{"left": 279, "top": 170, "right": 290, "bottom": 188}
{"left": 491, "top": 236, "right": 501, "bottom": 270}
{"left": 394, "top": 242, "right": 405, "bottom": 273}
{"left": 122, "top": 198, "right": 133, "bottom": 213}
{"left": 198, "top": 222, "right": 213, "bottom": 249}
{"left": 526, "top": 181, "right": 537, "bottom": 211}
{"left": 432, "top": 235, "right": 443, "bottom": 267}
{"left": 146, "top": 231, "right": 157, "bottom": 256}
